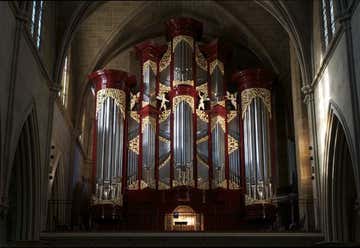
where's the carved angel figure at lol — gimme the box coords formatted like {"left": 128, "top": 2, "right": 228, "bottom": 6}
{"left": 198, "top": 91, "right": 210, "bottom": 111}
{"left": 226, "top": 91, "right": 237, "bottom": 110}
{"left": 130, "top": 92, "right": 140, "bottom": 110}
{"left": 156, "top": 93, "right": 169, "bottom": 111}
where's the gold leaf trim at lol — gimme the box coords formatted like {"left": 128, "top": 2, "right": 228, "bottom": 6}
{"left": 196, "top": 136, "right": 208, "bottom": 144}
{"left": 159, "top": 43, "right": 171, "bottom": 72}
{"left": 159, "top": 155, "right": 171, "bottom": 169}
{"left": 159, "top": 83, "right": 171, "bottom": 94}
{"left": 173, "top": 95, "right": 194, "bottom": 113}
{"left": 141, "top": 116, "right": 156, "bottom": 133}
{"left": 130, "top": 111, "right": 140, "bottom": 123}
{"left": 172, "top": 35, "right": 194, "bottom": 52}
{"left": 241, "top": 88, "right": 271, "bottom": 119}
{"left": 173, "top": 80, "right": 194, "bottom": 87}
{"left": 159, "top": 136, "right": 170, "bottom": 143}
{"left": 129, "top": 135, "right": 139, "bottom": 155}
{"left": 196, "top": 83, "right": 208, "bottom": 95}
{"left": 195, "top": 45, "right": 207, "bottom": 71}
{"left": 228, "top": 180, "right": 240, "bottom": 189}
{"left": 209, "top": 59, "right": 224, "bottom": 75}
{"left": 197, "top": 154, "right": 209, "bottom": 168}
{"left": 143, "top": 60, "right": 157, "bottom": 75}
{"left": 96, "top": 88, "right": 126, "bottom": 119}
{"left": 196, "top": 109, "right": 209, "bottom": 123}
{"left": 211, "top": 115, "right": 226, "bottom": 132}
{"left": 227, "top": 111, "right": 237, "bottom": 123}
{"left": 227, "top": 134, "right": 239, "bottom": 155}
{"left": 159, "top": 110, "right": 171, "bottom": 123}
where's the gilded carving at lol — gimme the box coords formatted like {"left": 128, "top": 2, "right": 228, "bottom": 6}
{"left": 195, "top": 45, "right": 207, "bottom": 71}
{"left": 159, "top": 83, "right": 171, "bottom": 94}
{"left": 227, "top": 134, "right": 239, "bottom": 155}
{"left": 159, "top": 43, "right": 171, "bottom": 72}
{"left": 197, "top": 154, "right": 209, "bottom": 168}
{"left": 159, "top": 136, "right": 170, "bottom": 143}
{"left": 130, "top": 111, "right": 140, "bottom": 123}
{"left": 227, "top": 111, "right": 237, "bottom": 123}
{"left": 96, "top": 88, "right": 126, "bottom": 119}
{"left": 196, "top": 135, "right": 208, "bottom": 144}
{"left": 196, "top": 109, "right": 209, "bottom": 123}
{"left": 159, "top": 109, "right": 171, "bottom": 123}
{"left": 241, "top": 88, "right": 271, "bottom": 119}
{"left": 141, "top": 116, "right": 156, "bottom": 133}
{"left": 173, "top": 80, "right": 194, "bottom": 87}
{"left": 228, "top": 180, "right": 240, "bottom": 190}
{"left": 159, "top": 155, "right": 171, "bottom": 169}
{"left": 209, "top": 59, "right": 224, "bottom": 75}
{"left": 172, "top": 35, "right": 194, "bottom": 52}
{"left": 211, "top": 115, "right": 226, "bottom": 132}
{"left": 196, "top": 83, "right": 208, "bottom": 95}
{"left": 129, "top": 135, "right": 139, "bottom": 155}
{"left": 143, "top": 60, "right": 157, "bottom": 75}
{"left": 173, "top": 95, "right": 194, "bottom": 113}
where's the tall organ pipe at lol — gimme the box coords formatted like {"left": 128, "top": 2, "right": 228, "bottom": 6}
{"left": 232, "top": 68, "right": 274, "bottom": 204}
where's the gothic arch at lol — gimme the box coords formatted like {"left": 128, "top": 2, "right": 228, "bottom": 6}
{"left": 322, "top": 101, "right": 359, "bottom": 242}
{"left": 6, "top": 108, "right": 41, "bottom": 241}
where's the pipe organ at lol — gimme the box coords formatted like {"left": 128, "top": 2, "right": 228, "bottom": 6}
{"left": 89, "top": 17, "right": 277, "bottom": 231}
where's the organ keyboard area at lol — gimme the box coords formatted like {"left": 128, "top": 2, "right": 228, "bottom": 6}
{"left": 88, "top": 17, "right": 277, "bottom": 231}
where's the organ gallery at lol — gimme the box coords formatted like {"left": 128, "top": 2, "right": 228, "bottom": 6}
{"left": 89, "top": 17, "right": 277, "bottom": 231}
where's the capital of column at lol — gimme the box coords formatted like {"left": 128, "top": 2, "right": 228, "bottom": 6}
{"left": 165, "top": 17, "right": 203, "bottom": 41}
{"left": 301, "top": 85, "right": 314, "bottom": 104}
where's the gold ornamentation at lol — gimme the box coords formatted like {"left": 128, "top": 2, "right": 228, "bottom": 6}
{"left": 197, "top": 154, "right": 209, "bottom": 168}
{"left": 218, "top": 179, "right": 228, "bottom": 189}
{"left": 172, "top": 35, "right": 194, "bottom": 52}
{"left": 173, "top": 80, "right": 194, "bottom": 87}
{"left": 159, "top": 155, "right": 171, "bottom": 169}
{"left": 130, "top": 111, "right": 140, "bottom": 123}
{"left": 159, "top": 110, "right": 171, "bottom": 123}
{"left": 96, "top": 88, "right": 126, "bottom": 119}
{"left": 228, "top": 180, "right": 240, "bottom": 189}
{"left": 195, "top": 45, "right": 207, "bottom": 71}
{"left": 159, "top": 136, "right": 170, "bottom": 143}
{"left": 209, "top": 59, "right": 224, "bottom": 75}
{"left": 159, "top": 83, "right": 170, "bottom": 94}
{"left": 173, "top": 95, "right": 194, "bottom": 113}
{"left": 196, "top": 135, "right": 208, "bottom": 144}
{"left": 227, "top": 134, "right": 239, "bottom": 155}
{"left": 143, "top": 60, "right": 157, "bottom": 75}
{"left": 211, "top": 115, "right": 226, "bottom": 132}
{"left": 241, "top": 88, "right": 271, "bottom": 119}
{"left": 129, "top": 135, "right": 139, "bottom": 155}
{"left": 227, "top": 111, "right": 237, "bottom": 123}
{"left": 212, "top": 100, "right": 226, "bottom": 108}
{"left": 158, "top": 181, "right": 170, "bottom": 189}
{"left": 128, "top": 180, "right": 139, "bottom": 190}
{"left": 159, "top": 43, "right": 171, "bottom": 72}
{"left": 139, "top": 180, "right": 149, "bottom": 190}
{"left": 196, "top": 109, "right": 209, "bottom": 123}
{"left": 141, "top": 116, "right": 156, "bottom": 133}
{"left": 196, "top": 83, "right": 208, "bottom": 95}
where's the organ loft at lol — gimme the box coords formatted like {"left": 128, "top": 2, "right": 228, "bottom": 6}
{"left": 89, "top": 18, "right": 277, "bottom": 231}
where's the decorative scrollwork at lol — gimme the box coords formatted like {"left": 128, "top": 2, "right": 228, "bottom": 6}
{"left": 159, "top": 43, "right": 171, "bottom": 72}
{"left": 159, "top": 109, "right": 171, "bottom": 123}
{"left": 228, "top": 180, "right": 240, "bottom": 189}
{"left": 159, "top": 83, "right": 170, "bottom": 94}
{"left": 227, "top": 134, "right": 239, "bottom": 155}
{"left": 197, "top": 154, "right": 209, "bottom": 168}
{"left": 196, "top": 83, "right": 208, "bottom": 95}
{"left": 159, "top": 155, "right": 171, "bottom": 169}
{"left": 211, "top": 115, "right": 226, "bottom": 132}
{"left": 130, "top": 111, "right": 140, "bottom": 123}
{"left": 143, "top": 60, "right": 157, "bottom": 75}
{"left": 129, "top": 135, "right": 139, "bottom": 155}
{"left": 227, "top": 111, "right": 237, "bottom": 123}
{"left": 159, "top": 136, "right": 170, "bottom": 143}
{"left": 196, "top": 109, "right": 209, "bottom": 123}
{"left": 209, "top": 59, "right": 224, "bottom": 75}
{"left": 173, "top": 95, "right": 194, "bottom": 113}
{"left": 172, "top": 35, "right": 194, "bottom": 52}
{"left": 173, "top": 80, "right": 194, "bottom": 87}
{"left": 195, "top": 45, "right": 207, "bottom": 71}
{"left": 96, "top": 88, "right": 126, "bottom": 119}
{"left": 241, "top": 88, "right": 271, "bottom": 119}
{"left": 141, "top": 116, "right": 156, "bottom": 133}
{"left": 196, "top": 135, "right": 208, "bottom": 144}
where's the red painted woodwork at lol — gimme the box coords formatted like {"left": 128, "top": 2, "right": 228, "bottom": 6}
{"left": 231, "top": 68, "right": 273, "bottom": 91}
{"left": 89, "top": 69, "right": 136, "bottom": 93}
{"left": 165, "top": 17, "right": 203, "bottom": 41}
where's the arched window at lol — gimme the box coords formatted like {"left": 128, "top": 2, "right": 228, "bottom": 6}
{"left": 59, "top": 53, "right": 70, "bottom": 108}
{"left": 29, "top": 1, "right": 44, "bottom": 49}
{"left": 321, "top": 0, "right": 337, "bottom": 50}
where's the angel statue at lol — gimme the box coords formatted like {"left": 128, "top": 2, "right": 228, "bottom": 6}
{"left": 156, "top": 93, "right": 169, "bottom": 111}
{"left": 198, "top": 91, "right": 210, "bottom": 111}
{"left": 226, "top": 91, "right": 237, "bottom": 110}
{"left": 130, "top": 91, "right": 140, "bottom": 110}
